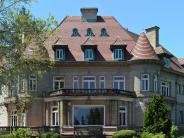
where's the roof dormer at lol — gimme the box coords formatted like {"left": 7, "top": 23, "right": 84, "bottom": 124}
{"left": 80, "top": 8, "right": 98, "bottom": 22}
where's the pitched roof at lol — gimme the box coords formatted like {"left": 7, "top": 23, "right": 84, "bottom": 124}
{"left": 178, "top": 58, "right": 184, "bottom": 65}
{"left": 81, "top": 37, "right": 96, "bottom": 46}
{"left": 131, "top": 32, "right": 158, "bottom": 60}
{"left": 155, "top": 46, "right": 173, "bottom": 57}
{"left": 111, "top": 37, "right": 126, "bottom": 46}
{"left": 54, "top": 38, "right": 67, "bottom": 45}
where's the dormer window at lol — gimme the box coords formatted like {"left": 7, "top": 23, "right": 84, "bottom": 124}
{"left": 72, "top": 28, "right": 80, "bottom": 37}
{"left": 55, "top": 49, "right": 64, "bottom": 61}
{"left": 84, "top": 48, "right": 94, "bottom": 61}
{"left": 163, "top": 57, "right": 171, "bottom": 68}
{"left": 101, "top": 28, "right": 109, "bottom": 37}
{"left": 86, "top": 28, "right": 95, "bottom": 37}
{"left": 113, "top": 48, "right": 124, "bottom": 60}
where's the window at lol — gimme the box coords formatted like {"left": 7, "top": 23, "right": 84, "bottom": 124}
{"left": 29, "top": 75, "right": 37, "bottom": 91}
{"left": 179, "top": 111, "right": 184, "bottom": 124}
{"left": 84, "top": 49, "right": 94, "bottom": 61}
{"left": 73, "top": 76, "right": 79, "bottom": 89}
{"left": 161, "top": 81, "right": 170, "bottom": 96}
{"left": 100, "top": 28, "right": 109, "bottom": 37}
{"left": 113, "top": 49, "right": 124, "bottom": 60}
{"left": 113, "top": 76, "right": 125, "bottom": 90}
{"left": 99, "top": 76, "right": 105, "bottom": 89}
{"left": 141, "top": 74, "right": 149, "bottom": 91}
{"left": 177, "top": 83, "right": 181, "bottom": 94}
{"left": 51, "top": 107, "right": 59, "bottom": 126}
{"left": 11, "top": 111, "right": 18, "bottom": 127}
{"left": 53, "top": 76, "right": 64, "bottom": 90}
{"left": 119, "top": 106, "right": 127, "bottom": 126}
{"left": 83, "top": 77, "right": 96, "bottom": 89}
{"left": 153, "top": 75, "right": 158, "bottom": 92}
{"left": 72, "top": 28, "right": 80, "bottom": 37}
{"left": 21, "top": 79, "right": 27, "bottom": 92}
{"left": 86, "top": 28, "right": 95, "bottom": 37}
{"left": 163, "top": 57, "right": 171, "bottom": 68}
{"left": 74, "top": 106, "right": 104, "bottom": 126}
{"left": 55, "top": 49, "right": 64, "bottom": 61}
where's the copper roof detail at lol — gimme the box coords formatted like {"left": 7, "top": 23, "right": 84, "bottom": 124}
{"left": 131, "top": 32, "right": 158, "bottom": 60}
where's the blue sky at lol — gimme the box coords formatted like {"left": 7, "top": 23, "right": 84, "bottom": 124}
{"left": 31, "top": 0, "right": 184, "bottom": 58}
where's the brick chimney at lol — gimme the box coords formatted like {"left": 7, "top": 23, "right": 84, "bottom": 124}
{"left": 145, "top": 26, "right": 160, "bottom": 49}
{"left": 80, "top": 8, "right": 98, "bottom": 22}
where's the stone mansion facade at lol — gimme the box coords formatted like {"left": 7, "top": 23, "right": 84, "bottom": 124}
{"left": 0, "top": 8, "right": 184, "bottom": 136}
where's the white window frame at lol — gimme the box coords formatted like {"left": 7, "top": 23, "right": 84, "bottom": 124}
{"left": 141, "top": 74, "right": 150, "bottom": 91}
{"left": 153, "top": 75, "right": 158, "bottom": 92}
{"left": 72, "top": 105, "right": 105, "bottom": 126}
{"left": 73, "top": 76, "right": 79, "bottom": 89}
{"left": 82, "top": 76, "right": 96, "bottom": 89}
{"left": 11, "top": 110, "right": 18, "bottom": 127}
{"left": 113, "top": 49, "right": 124, "bottom": 60}
{"left": 119, "top": 106, "right": 127, "bottom": 126}
{"left": 160, "top": 81, "right": 170, "bottom": 96}
{"left": 99, "top": 76, "right": 105, "bottom": 89}
{"left": 29, "top": 75, "right": 37, "bottom": 91}
{"left": 84, "top": 49, "right": 94, "bottom": 61}
{"left": 53, "top": 76, "right": 65, "bottom": 90}
{"left": 51, "top": 106, "right": 59, "bottom": 126}
{"left": 113, "top": 76, "right": 125, "bottom": 90}
{"left": 55, "top": 49, "right": 64, "bottom": 61}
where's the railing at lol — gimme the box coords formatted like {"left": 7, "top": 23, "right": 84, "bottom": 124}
{"left": 49, "top": 89, "right": 136, "bottom": 97}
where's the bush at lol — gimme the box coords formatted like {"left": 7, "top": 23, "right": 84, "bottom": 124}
{"left": 112, "top": 130, "right": 136, "bottom": 138}
{"left": 11, "top": 128, "right": 32, "bottom": 138}
{"left": 0, "top": 134, "right": 12, "bottom": 138}
{"left": 141, "top": 132, "right": 165, "bottom": 138}
{"left": 40, "top": 132, "right": 63, "bottom": 138}
{"left": 170, "top": 125, "right": 178, "bottom": 138}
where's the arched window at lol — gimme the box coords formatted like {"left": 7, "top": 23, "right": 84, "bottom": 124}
{"left": 86, "top": 28, "right": 95, "bottom": 37}
{"left": 101, "top": 28, "right": 109, "bottom": 36}
{"left": 72, "top": 28, "right": 80, "bottom": 37}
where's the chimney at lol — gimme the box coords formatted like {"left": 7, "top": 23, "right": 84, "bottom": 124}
{"left": 80, "top": 8, "right": 98, "bottom": 22}
{"left": 145, "top": 26, "right": 160, "bottom": 49}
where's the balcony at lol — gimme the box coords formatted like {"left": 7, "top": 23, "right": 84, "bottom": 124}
{"left": 48, "top": 89, "right": 136, "bottom": 97}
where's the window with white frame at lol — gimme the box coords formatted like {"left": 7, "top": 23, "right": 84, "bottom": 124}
{"left": 99, "top": 76, "right": 105, "bottom": 89}
{"left": 11, "top": 111, "right": 18, "bottom": 127}
{"left": 161, "top": 81, "right": 170, "bottom": 96}
{"left": 73, "top": 76, "right": 79, "bottom": 89}
{"left": 83, "top": 77, "right": 96, "bottom": 89}
{"left": 153, "top": 75, "right": 158, "bottom": 92}
{"left": 179, "top": 111, "right": 184, "bottom": 124}
{"left": 141, "top": 74, "right": 149, "bottom": 91}
{"left": 53, "top": 76, "right": 64, "bottom": 90}
{"left": 113, "top": 49, "right": 124, "bottom": 60}
{"left": 119, "top": 106, "right": 127, "bottom": 126}
{"left": 55, "top": 49, "right": 64, "bottom": 61}
{"left": 113, "top": 76, "right": 125, "bottom": 90}
{"left": 51, "top": 107, "right": 59, "bottom": 126}
{"left": 84, "top": 49, "right": 94, "bottom": 61}
{"left": 29, "top": 75, "right": 37, "bottom": 91}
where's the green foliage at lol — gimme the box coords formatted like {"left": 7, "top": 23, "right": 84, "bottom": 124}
{"left": 0, "top": 134, "right": 12, "bottom": 138}
{"left": 141, "top": 132, "right": 165, "bottom": 138}
{"left": 170, "top": 125, "right": 178, "bottom": 138}
{"left": 112, "top": 130, "right": 136, "bottom": 138}
{"left": 11, "top": 128, "right": 32, "bottom": 138}
{"left": 143, "top": 96, "right": 172, "bottom": 136}
{"left": 40, "top": 132, "right": 63, "bottom": 138}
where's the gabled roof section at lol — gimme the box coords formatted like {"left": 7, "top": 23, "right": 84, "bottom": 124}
{"left": 178, "top": 58, "right": 184, "bottom": 66}
{"left": 131, "top": 32, "right": 158, "bottom": 60}
{"left": 54, "top": 38, "right": 67, "bottom": 46}
{"left": 155, "top": 46, "right": 173, "bottom": 57}
{"left": 81, "top": 37, "right": 96, "bottom": 46}
{"left": 111, "top": 37, "right": 126, "bottom": 46}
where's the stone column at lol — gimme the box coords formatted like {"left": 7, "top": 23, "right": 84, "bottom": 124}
{"left": 59, "top": 101, "right": 64, "bottom": 128}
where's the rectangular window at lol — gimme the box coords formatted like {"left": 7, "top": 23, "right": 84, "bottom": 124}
{"left": 141, "top": 74, "right": 149, "bottom": 91}
{"left": 53, "top": 76, "right": 64, "bottom": 90}
{"left": 113, "top": 76, "right": 125, "bottom": 90}
{"left": 29, "top": 75, "right": 37, "bottom": 91}
{"left": 84, "top": 49, "right": 94, "bottom": 61}
{"left": 179, "top": 111, "right": 184, "bottom": 124}
{"left": 153, "top": 75, "right": 158, "bottom": 92}
{"left": 99, "top": 76, "right": 105, "bottom": 89}
{"left": 74, "top": 106, "right": 104, "bottom": 126}
{"left": 119, "top": 106, "right": 127, "bottom": 126}
{"left": 11, "top": 111, "right": 18, "bottom": 127}
{"left": 161, "top": 81, "right": 170, "bottom": 96}
{"left": 52, "top": 107, "right": 59, "bottom": 126}
{"left": 73, "top": 76, "right": 79, "bottom": 89}
{"left": 55, "top": 49, "right": 64, "bottom": 61}
{"left": 114, "top": 49, "right": 124, "bottom": 60}
{"left": 83, "top": 77, "right": 96, "bottom": 89}
{"left": 177, "top": 84, "right": 181, "bottom": 94}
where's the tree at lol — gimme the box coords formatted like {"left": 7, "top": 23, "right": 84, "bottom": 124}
{"left": 143, "top": 95, "right": 172, "bottom": 136}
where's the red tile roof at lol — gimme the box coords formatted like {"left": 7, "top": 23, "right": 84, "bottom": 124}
{"left": 155, "top": 46, "right": 173, "bottom": 57}
{"left": 178, "top": 58, "right": 184, "bottom": 65}
{"left": 131, "top": 32, "right": 158, "bottom": 60}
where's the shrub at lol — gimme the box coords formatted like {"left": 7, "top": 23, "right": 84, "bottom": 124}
{"left": 112, "top": 130, "right": 136, "bottom": 138}
{"left": 141, "top": 132, "right": 165, "bottom": 138}
{"left": 170, "top": 125, "right": 178, "bottom": 138}
{"left": 11, "top": 128, "right": 32, "bottom": 138}
{"left": 40, "top": 132, "right": 63, "bottom": 138}
{"left": 0, "top": 134, "right": 12, "bottom": 138}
